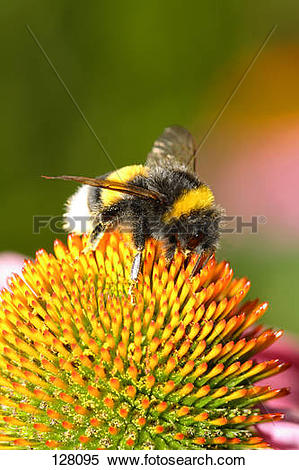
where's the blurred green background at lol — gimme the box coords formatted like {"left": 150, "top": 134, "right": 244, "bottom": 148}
{"left": 1, "top": 1, "right": 298, "bottom": 335}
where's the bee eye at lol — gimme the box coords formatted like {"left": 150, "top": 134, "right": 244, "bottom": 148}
{"left": 187, "top": 233, "right": 205, "bottom": 250}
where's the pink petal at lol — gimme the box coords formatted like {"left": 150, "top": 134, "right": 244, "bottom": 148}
{"left": 256, "top": 335, "right": 299, "bottom": 412}
{"left": 258, "top": 421, "right": 299, "bottom": 450}
{"left": 204, "top": 120, "right": 299, "bottom": 238}
{"left": 0, "top": 252, "right": 26, "bottom": 289}
{"left": 255, "top": 335, "right": 299, "bottom": 448}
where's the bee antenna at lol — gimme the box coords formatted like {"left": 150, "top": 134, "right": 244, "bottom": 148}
{"left": 187, "top": 148, "right": 199, "bottom": 173}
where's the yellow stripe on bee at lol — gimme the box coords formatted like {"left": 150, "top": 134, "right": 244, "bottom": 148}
{"left": 101, "top": 165, "right": 148, "bottom": 207}
{"left": 164, "top": 185, "right": 214, "bottom": 222}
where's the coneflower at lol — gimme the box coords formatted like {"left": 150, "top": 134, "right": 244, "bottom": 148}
{"left": 0, "top": 232, "right": 290, "bottom": 449}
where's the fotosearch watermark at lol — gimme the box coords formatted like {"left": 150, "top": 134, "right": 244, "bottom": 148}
{"left": 32, "top": 215, "right": 267, "bottom": 235}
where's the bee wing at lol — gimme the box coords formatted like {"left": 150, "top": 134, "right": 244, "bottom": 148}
{"left": 42, "top": 175, "right": 166, "bottom": 202}
{"left": 146, "top": 125, "right": 197, "bottom": 172}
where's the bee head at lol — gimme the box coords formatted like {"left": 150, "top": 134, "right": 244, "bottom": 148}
{"left": 167, "top": 207, "right": 222, "bottom": 256}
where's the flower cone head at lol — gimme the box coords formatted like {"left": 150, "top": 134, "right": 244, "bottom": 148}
{"left": 0, "top": 232, "right": 290, "bottom": 449}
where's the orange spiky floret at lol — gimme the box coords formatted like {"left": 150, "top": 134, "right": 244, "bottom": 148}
{"left": 0, "top": 232, "right": 290, "bottom": 449}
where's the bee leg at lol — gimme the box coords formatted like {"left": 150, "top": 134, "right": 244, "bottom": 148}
{"left": 131, "top": 251, "right": 143, "bottom": 281}
{"left": 128, "top": 251, "right": 143, "bottom": 304}
{"left": 164, "top": 245, "right": 177, "bottom": 267}
{"left": 131, "top": 218, "right": 147, "bottom": 281}
{"left": 82, "top": 222, "right": 109, "bottom": 254}
{"left": 128, "top": 252, "right": 142, "bottom": 304}
{"left": 190, "top": 250, "right": 213, "bottom": 277}
{"left": 128, "top": 223, "right": 146, "bottom": 303}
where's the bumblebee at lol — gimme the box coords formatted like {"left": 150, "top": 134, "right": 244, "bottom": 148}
{"left": 44, "top": 126, "right": 222, "bottom": 281}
